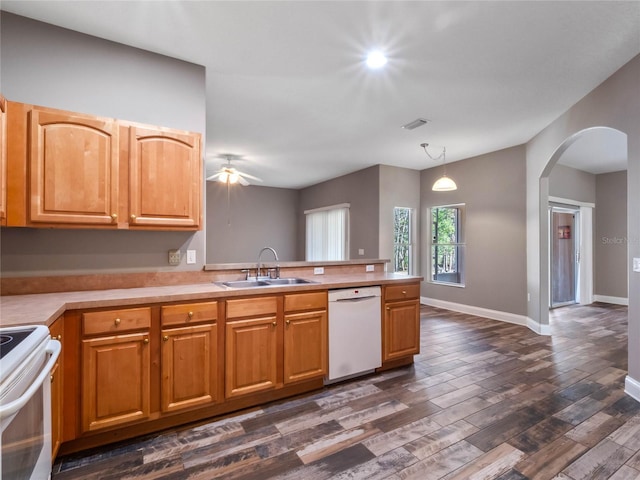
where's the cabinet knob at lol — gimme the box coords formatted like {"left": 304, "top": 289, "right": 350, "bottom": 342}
{"left": 114, "top": 318, "right": 121, "bottom": 326}
{"left": 386, "top": 307, "right": 390, "bottom": 310}
{"left": 143, "top": 338, "right": 149, "bottom": 344}
{"left": 111, "top": 213, "right": 118, "bottom": 221}
{"left": 286, "top": 319, "right": 290, "bottom": 326}
{"left": 188, "top": 311, "right": 194, "bottom": 319}
{"left": 402, "top": 290, "right": 407, "bottom": 295}
{"left": 272, "top": 321, "right": 277, "bottom": 327}
{"left": 56, "top": 334, "right": 61, "bottom": 341}
{"left": 163, "top": 335, "right": 169, "bottom": 342}
{"left": 130, "top": 214, "right": 137, "bottom": 221}
{"left": 50, "top": 374, "right": 55, "bottom": 383}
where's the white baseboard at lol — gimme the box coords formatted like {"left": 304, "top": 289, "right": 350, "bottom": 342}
{"left": 419, "top": 297, "right": 550, "bottom": 335}
{"left": 625, "top": 376, "right": 640, "bottom": 403}
{"left": 593, "top": 295, "right": 629, "bottom": 306}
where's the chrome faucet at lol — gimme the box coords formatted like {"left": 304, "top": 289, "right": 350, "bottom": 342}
{"left": 257, "top": 247, "right": 279, "bottom": 279}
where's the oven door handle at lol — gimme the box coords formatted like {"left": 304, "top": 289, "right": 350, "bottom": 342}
{"left": 0, "top": 339, "right": 61, "bottom": 419}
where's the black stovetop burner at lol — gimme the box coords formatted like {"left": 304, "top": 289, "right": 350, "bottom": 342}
{"left": 0, "top": 328, "right": 36, "bottom": 360}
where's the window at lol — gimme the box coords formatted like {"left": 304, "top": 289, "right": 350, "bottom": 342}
{"left": 393, "top": 207, "right": 414, "bottom": 275}
{"left": 430, "top": 204, "right": 465, "bottom": 285}
{"left": 305, "top": 204, "right": 349, "bottom": 261}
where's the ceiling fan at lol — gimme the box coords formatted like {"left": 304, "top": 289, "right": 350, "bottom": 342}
{"left": 206, "top": 155, "right": 262, "bottom": 186}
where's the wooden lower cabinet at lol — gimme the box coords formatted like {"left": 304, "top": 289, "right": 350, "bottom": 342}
{"left": 225, "top": 315, "right": 279, "bottom": 398}
{"left": 81, "top": 332, "right": 151, "bottom": 432}
{"left": 382, "top": 283, "right": 421, "bottom": 362}
{"left": 283, "top": 297, "right": 327, "bottom": 384}
{"left": 49, "top": 317, "right": 64, "bottom": 459}
{"left": 161, "top": 323, "right": 217, "bottom": 412}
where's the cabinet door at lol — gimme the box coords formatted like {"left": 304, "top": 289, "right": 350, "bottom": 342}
{"left": 128, "top": 125, "right": 201, "bottom": 228}
{"left": 81, "top": 332, "right": 150, "bottom": 432}
{"left": 383, "top": 300, "right": 420, "bottom": 361}
{"left": 161, "top": 324, "right": 217, "bottom": 413}
{"left": 29, "top": 108, "right": 119, "bottom": 225}
{"left": 225, "top": 316, "right": 278, "bottom": 398}
{"left": 49, "top": 318, "right": 63, "bottom": 459}
{"left": 284, "top": 310, "right": 327, "bottom": 384}
{"left": 0, "top": 95, "right": 6, "bottom": 224}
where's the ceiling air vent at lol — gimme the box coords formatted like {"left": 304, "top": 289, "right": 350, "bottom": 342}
{"left": 401, "top": 118, "right": 429, "bottom": 130}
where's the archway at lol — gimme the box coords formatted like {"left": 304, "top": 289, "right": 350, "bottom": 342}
{"left": 537, "top": 126, "right": 628, "bottom": 329}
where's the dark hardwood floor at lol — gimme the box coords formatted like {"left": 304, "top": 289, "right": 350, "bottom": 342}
{"left": 53, "top": 302, "right": 640, "bottom": 479}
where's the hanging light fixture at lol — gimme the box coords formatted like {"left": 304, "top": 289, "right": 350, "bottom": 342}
{"left": 420, "top": 143, "right": 457, "bottom": 192}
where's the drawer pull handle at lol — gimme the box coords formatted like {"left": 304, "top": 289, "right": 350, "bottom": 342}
{"left": 143, "top": 338, "right": 149, "bottom": 344}
{"left": 130, "top": 214, "right": 137, "bottom": 221}
{"left": 163, "top": 335, "right": 169, "bottom": 342}
{"left": 114, "top": 318, "right": 121, "bottom": 326}
{"left": 188, "top": 311, "right": 194, "bottom": 319}
{"left": 402, "top": 290, "right": 407, "bottom": 295}
{"left": 272, "top": 321, "right": 277, "bottom": 327}
{"left": 111, "top": 213, "right": 118, "bottom": 221}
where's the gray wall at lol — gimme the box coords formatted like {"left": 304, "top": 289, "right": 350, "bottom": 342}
{"left": 421, "top": 146, "right": 528, "bottom": 316}
{"left": 206, "top": 183, "right": 299, "bottom": 263}
{"left": 298, "top": 166, "right": 380, "bottom": 261}
{"left": 0, "top": 13, "right": 206, "bottom": 275}
{"left": 526, "top": 54, "right": 639, "bottom": 386}
{"left": 379, "top": 165, "right": 421, "bottom": 272}
{"left": 595, "top": 171, "right": 628, "bottom": 299}
{"left": 549, "top": 164, "right": 596, "bottom": 204}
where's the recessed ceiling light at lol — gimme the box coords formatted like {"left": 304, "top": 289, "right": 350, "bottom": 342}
{"left": 366, "top": 50, "right": 387, "bottom": 69}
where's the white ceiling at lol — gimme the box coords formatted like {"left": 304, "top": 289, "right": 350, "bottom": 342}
{"left": 2, "top": 1, "right": 638, "bottom": 188}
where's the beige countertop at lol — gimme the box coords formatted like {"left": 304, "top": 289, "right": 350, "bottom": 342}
{"left": 0, "top": 273, "right": 422, "bottom": 328}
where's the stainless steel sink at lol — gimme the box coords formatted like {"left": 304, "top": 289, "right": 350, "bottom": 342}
{"left": 219, "top": 278, "right": 317, "bottom": 288}
{"left": 265, "top": 278, "right": 316, "bottom": 285}
{"left": 220, "top": 280, "right": 270, "bottom": 288}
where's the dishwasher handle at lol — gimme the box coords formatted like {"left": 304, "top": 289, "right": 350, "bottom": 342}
{"left": 334, "top": 295, "right": 378, "bottom": 302}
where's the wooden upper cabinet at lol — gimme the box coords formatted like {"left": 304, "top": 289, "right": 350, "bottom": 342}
{"left": 0, "top": 94, "right": 7, "bottom": 224}
{"left": 29, "top": 108, "right": 119, "bottom": 225}
{"left": 127, "top": 124, "right": 201, "bottom": 229}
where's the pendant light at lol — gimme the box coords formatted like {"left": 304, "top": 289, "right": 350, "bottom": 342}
{"left": 421, "top": 143, "right": 457, "bottom": 192}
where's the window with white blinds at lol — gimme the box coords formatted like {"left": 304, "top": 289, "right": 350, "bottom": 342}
{"left": 305, "top": 204, "right": 349, "bottom": 261}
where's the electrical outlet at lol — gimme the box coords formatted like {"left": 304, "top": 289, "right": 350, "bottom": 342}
{"left": 366, "top": 264, "right": 375, "bottom": 272}
{"left": 634, "top": 258, "right": 640, "bottom": 273}
{"left": 186, "top": 250, "right": 196, "bottom": 264}
{"left": 168, "top": 249, "right": 181, "bottom": 266}
{"left": 313, "top": 267, "right": 324, "bottom": 275}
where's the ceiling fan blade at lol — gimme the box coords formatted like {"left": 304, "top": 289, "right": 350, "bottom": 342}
{"left": 206, "top": 172, "right": 223, "bottom": 181}
{"left": 238, "top": 176, "right": 250, "bottom": 186}
{"left": 237, "top": 171, "right": 263, "bottom": 183}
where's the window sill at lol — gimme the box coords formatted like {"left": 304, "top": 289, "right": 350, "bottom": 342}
{"left": 429, "top": 280, "right": 465, "bottom": 288}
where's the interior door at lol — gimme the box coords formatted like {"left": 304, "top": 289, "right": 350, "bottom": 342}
{"left": 550, "top": 206, "right": 579, "bottom": 307}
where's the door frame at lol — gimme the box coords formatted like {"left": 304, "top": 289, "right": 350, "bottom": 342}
{"left": 548, "top": 196, "right": 594, "bottom": 308}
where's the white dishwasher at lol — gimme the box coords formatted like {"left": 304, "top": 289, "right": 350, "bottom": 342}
{"left": 326, "top": 286, "right": 382, "bottom": 383}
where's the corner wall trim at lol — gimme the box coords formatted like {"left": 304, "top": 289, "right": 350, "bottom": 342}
{"left": 593, "top": 295, "right": 629, "bottom": 306}
{"left": 420, "top": 296, "right": 548, "bottom": 334}
{"left": 625, "top": 376, "right": 640, "bottom": 403}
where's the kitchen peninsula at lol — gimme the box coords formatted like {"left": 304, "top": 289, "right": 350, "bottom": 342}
{"left": 0, "top": 260, "right": 422, "bottom": 457}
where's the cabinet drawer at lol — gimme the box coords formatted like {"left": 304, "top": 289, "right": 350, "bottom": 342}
{"left": 284, "top": 292, "right": 327, "bottom": 312}
{"left": 161, "top": 301, "right": 217, "bottom": 327}
{"left": 385, "top": 283, "right": 420, "bottom": 301}
{"left": 226, "top": 296, "right": 278, "bottom": 319}
{"left": 83, "top": 307, "right": 151, "bottom": 335}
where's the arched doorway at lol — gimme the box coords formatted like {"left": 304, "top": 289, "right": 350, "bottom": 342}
{"left": 538, "top": 126, "right": 628, "bottom": 325}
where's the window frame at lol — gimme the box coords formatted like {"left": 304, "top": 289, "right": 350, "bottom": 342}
{"left": 428, "top": 203, "right": 466, "bottom": 287}
{"left": 393, "top": 206, "right": 415, "bottom": 276}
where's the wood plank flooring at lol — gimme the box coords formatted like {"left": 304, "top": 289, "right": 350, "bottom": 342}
{"left": 52, "top": 302, "right": 640, "bottom": 479}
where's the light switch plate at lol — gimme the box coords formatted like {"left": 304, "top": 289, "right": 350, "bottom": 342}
{"left": 633, "top": 257, "right": 640, "bottom": 273}
{"left": 168, "top": 249, "right": 180, "bottom": 266}
{"left": 186, "top": 250, "right": 196, "bottom": 264}
{"left": 358, "top": 248, "right": 365, "bottom": 256}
